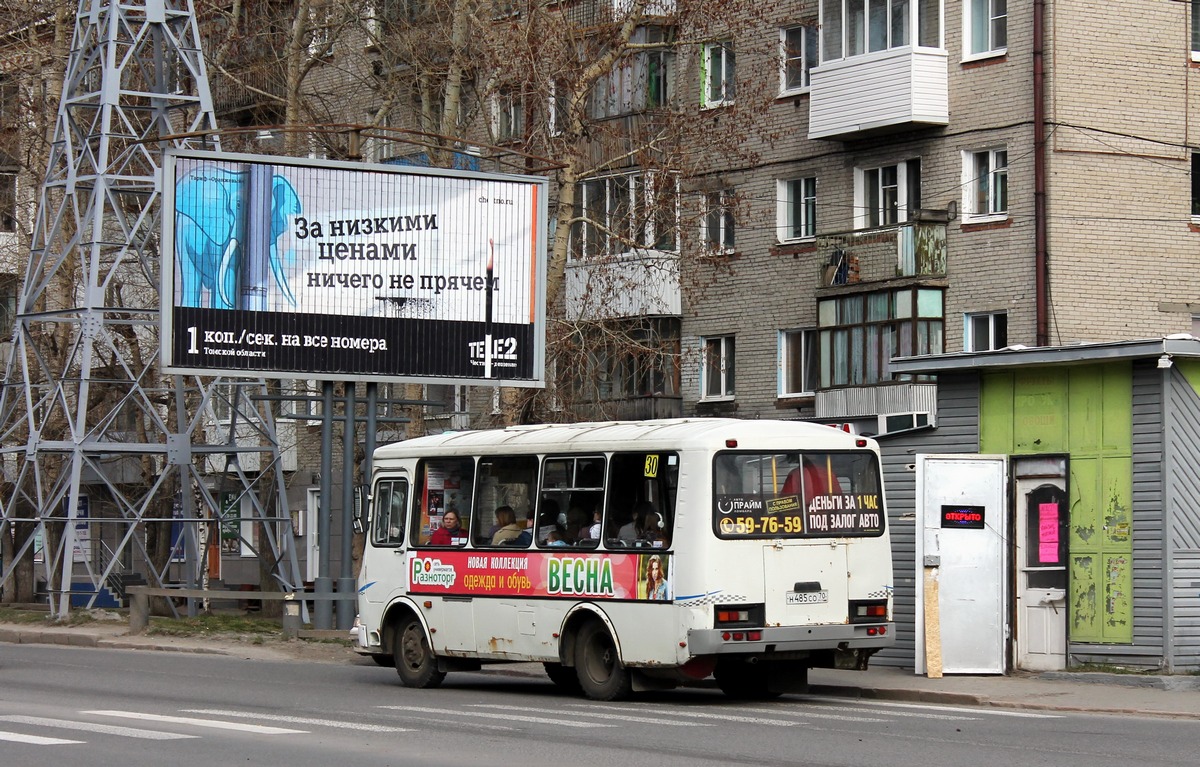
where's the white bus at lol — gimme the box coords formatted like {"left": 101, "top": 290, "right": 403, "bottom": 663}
{"left": 354, "top": 418, "right": 893, "bottom": 700}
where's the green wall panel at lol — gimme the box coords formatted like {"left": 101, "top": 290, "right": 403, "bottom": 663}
{"left": 981, "top": 363, "right": 1134, "bottom": 644}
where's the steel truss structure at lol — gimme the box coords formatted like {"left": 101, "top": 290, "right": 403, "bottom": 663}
{"left": 0, "top": 0, "right": 299, "bottom": 617}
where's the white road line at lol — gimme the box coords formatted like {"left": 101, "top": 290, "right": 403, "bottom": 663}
{"left": 794, "top": 696, "right": 1064, "bottom": 718}
{"left": 379, "top": 705, "right": 613, "bottom": 728}
{"left": 466, "top": 703, "right": 708, "bottom": 727}
{"left": 0, "top": 715, "right": 198, "bottom": 740}
{"left": 0, "top": 730, "right": 83, "bottom": 745}
{"left": 182, "top": 709, "right": 412, "bottom": 733}
{"left": 82, "top": 711, "right": 307, "bottom": 735}
{"left": 738, "top": 704, "right": 980, "bottom": 721}
{"left": 562, "top": 703, "right": 799, "bottom": 727}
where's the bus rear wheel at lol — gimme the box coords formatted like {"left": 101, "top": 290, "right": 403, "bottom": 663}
{"left": 393, "top": 616, "right": 445, "bottom": 689}
{"left": 714, "top": 659, "right": 784, "bottom": 700}
{"left": 544, "top": 662, "right": 583, "bottom": 694}
{"left": 574, "top": 621, "right": 631, "bottom": 701}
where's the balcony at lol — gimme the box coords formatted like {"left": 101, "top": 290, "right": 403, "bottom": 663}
{"left": 808, "top": 47, "right": 948, "bottom": 141}
{"left": 565, "top": 249, "right": 680, "bottom": 322}
{"left": 814, "top": 217, "right": 946, "bottom": 289}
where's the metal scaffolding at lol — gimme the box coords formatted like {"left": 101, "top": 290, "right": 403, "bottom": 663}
{"left": 0, "top": 0, "right": 299, "bottom": 617}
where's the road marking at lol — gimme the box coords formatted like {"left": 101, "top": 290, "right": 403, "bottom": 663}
{"left": 182, "top": 709, "right": 412, "bottom": 733}
{"left": 83, "top": 711, "right": 307, "bottom": 734}
{"left": 794, "top": 696, "right": 1064, "bottom": 718}
{"left": 739, "top": 703, "right": 980, "bottom": 721}
{"left": 467, "top": 703, "right": 708, "bottom": 726}
{"left": 562, "top": 703, "right": 799, "bottom": 727}
{"left": 0, "top": 715, "right": 197, "bottom": 740}
{"left": 379, "top": 705, "right": 613, "bottom": 728}
{"left": 0, "top": 729, "right": 83, "bottom": 745}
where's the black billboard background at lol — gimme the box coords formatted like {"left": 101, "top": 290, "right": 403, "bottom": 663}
{"left": 171, "top": 306, "right": 536, "bottom": 381}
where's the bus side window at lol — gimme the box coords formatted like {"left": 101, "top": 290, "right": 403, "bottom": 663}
{"left": 412, "top": 457, "right": 474, "bottom": 547}
{"left": 372, "top": 480, "right": 407, "bottom": 546}
{"left": 604, "top": 452, "right": 677, "bottom": 550}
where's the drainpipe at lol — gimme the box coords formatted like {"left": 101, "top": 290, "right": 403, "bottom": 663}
{"left": 1034, "top": 0, "right": 1049, "bottom": 346}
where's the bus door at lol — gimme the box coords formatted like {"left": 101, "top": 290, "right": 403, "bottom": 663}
{"left": 364, "top": 476, "right": 410, "bottom": 609}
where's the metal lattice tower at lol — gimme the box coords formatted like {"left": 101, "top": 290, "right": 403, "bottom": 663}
{"left": 0, "top": 0, "right": 299, "bottom": 617}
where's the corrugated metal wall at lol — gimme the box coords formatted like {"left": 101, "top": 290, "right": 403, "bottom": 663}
{"left": 1165, "top": 364, "right": 1200, "bottom": 670}
{"left": 873, "top": 373, "right": 980, "bottom": 667}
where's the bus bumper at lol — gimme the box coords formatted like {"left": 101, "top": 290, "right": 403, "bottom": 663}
{"left": 686, "top": 622, "right": 894, "bottom": 656}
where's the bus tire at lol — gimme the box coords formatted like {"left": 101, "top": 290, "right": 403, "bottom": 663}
{"left": 393, "top": 616, "right": 445, "bottom": 689}
{"left": 574, "top": 621, "right": 631, "bottom": 701}
{"left": 714, "top": 659, "right": 783, "bottom": 700}
{"left": 544, "top": 662, "right": 583, "bottom": 694}
{"left": 371, "top": 653, "right": 396, "bottom": 668}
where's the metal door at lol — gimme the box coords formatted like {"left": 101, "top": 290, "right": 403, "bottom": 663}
{"left": 915, "top": 455, "right": 1008, "bottom": 675}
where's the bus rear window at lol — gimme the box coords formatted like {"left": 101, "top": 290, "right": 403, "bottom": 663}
{"left": 713, "top": 451, "right": 884, "bottom": 539}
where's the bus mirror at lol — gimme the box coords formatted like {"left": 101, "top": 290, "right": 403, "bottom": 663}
{"left": 352, "top": 485, "right": 368, "bottom": 534}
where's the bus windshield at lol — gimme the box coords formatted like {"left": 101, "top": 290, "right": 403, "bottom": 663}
{"left": 713, "top": 451, "right": 884, "bottom": 539}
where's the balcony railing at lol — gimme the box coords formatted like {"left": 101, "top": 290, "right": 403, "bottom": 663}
{"left": 814, "top": 218, "right": 946, "bottom": 288}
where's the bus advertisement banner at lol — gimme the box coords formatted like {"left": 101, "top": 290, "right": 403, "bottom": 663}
{"left": 161, "top": 149, "right": 548, "bottom": 385}
{"left": 407, "top": 550, "right": 672, "bottom": 601}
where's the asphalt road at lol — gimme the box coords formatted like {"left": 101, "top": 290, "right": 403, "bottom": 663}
{"left": 1, "top": 643, "right": 1197, "bottom": 767}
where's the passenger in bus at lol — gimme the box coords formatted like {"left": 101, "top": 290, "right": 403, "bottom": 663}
{"left": 506, "top": 509, "right": 535, "bottom": 546}
{"left": 537, "top": 499, "right": 567, "bottom": 545}
{"left": 644, "top": 554, "right": 669, "bottom": 600}
{"left": 544, "top": 529, "right": 569, "bottom": 547}
{"left": 640, "top": 511, "right": 668, "bottom": 548}
{"left": 585, "top": 508, "right": 602, "bottom": 541}
{"left": 430, "top": 509, "right": 466, "bottom": 545}
{"left": 490, "top": 506, "right": 524, "bottom": 545}
{"left": 615, "top": 501, "right": 656, "bottom": 546}
{"left": 781, "top": 457, "right": 843, "bottom": 510}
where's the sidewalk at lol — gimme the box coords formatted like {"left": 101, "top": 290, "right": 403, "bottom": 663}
{"left": 2, "top": 621, "right": 1197, "bottom": 719}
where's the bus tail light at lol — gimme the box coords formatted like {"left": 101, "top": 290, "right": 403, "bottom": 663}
{"left": 849, "top": 600, "right": 889, "bottom": 623}
{"left": 714, "top": 604, "right": 764, "bottom": 628}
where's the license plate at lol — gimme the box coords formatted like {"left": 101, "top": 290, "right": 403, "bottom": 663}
{"left": 786, "top": 590, "right": 828, "bottom": 605}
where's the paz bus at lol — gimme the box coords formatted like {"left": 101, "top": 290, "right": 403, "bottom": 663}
{"left": 353, "top": 418, "right": 893, "bottom": 700}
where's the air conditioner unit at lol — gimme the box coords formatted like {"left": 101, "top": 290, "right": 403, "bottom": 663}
{"left": 878, "top": 411, "right": 933, "bottom": 434}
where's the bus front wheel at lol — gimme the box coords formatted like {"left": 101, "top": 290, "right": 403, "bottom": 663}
{"left": 574, "top": 621, "right": 631, "bottom": 701}
{"left": 393, "top": 616, "right": 446, "bottom": 689}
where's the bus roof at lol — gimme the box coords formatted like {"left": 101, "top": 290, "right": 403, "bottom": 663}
{"left": 373, "top": 418, "right": 875, "bottom": 461}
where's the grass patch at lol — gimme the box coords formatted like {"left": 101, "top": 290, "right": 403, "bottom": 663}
{"left": 1067, "top": 663, "right": 1156, "bottom": 675}
{"left": 144, "top": 613, "right": 281, "bottom": 637}
{"left": 0, "top": 606, "right": 123, "bottom": 626}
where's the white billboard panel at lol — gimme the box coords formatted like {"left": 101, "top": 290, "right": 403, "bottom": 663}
{"left": 161, "top": 149, "right": 547, "bottom": 385}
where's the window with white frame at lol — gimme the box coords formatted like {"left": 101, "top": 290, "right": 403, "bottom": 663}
{"left": 491, "top": 89, "right": 525, "bottom": 143}
{"left": 702, "top": 189, "right": 736, "bottom": 252}
{"left": 965, "top": 311, "right": 1007, "bottom": 352}
{"left": 780, "top": 25, "right": 819, "bottom": 94}
{"left": 854, "top": 159, "right": 920, "bottom": 228}
{"left": 965, "top": 0, "right": 1007, "bottom": 58}
{"left": 701, "top": 335, "right": 735, "bottom": 399}
{"left": 591, "top": 26, "right": 675, "bottom": 118}
{"left": 701, "top": 41, "right": 735, "bottom": 108}
{"left": 820, "top": 0, "right": 941, "bottom": 62}
{"left": 963, "top": 148, "right": 1007, "bottom": 219}
{"left": 818, "top": 287, "right": 943, "bottom": 387}
{"left": 779, "top": 328, "right": 819, "bottom": 397}
{"left": 571, "top": 171, "right": 679, "bottom": 259}
{"left": 778, "top": 177, "right": 817, "bottom": 241}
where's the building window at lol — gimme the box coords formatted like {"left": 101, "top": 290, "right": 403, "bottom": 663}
{"left": 702, "top": 41, "right": 735, "bottom": 108}
{"left": 0, "top": 172, "right": 15, "bottom": 233}
{"left": 591, "top": 27, "right": 676, "bottom": 118}
{"left": 1192, "top": 2, "right": 1200, "bottom": 61}
{"left": 964, "top": 148, "right": 1007, "bottom": 219}
{"left": 570, "top": 319, "right": 680, "bottom": 404}
{"left": 1192, "top": 153, "right": 1200, "bottom": 218}
{"left": 820, "top": 0, "right": 941, "bottom": 62}
{"left": 0, "top": 274, "right": 17, "bottom": 339}
{"left": 778, "top": 177, "right": 817, "bottom": 241}
{"left": 490, "top": 89, "right": 524, "bottom": 143}
{"left": 571, "top": 171, "right": 679, "bottom": 259}
{"left": 780, "top": 25, "right": 819, "bottom": 94}
{"left": 966, "top": 311, "right": 1008, "bottom": 352}
{"left": 701, "top": 335, "right": 735, "bottom": 399}
{"left": 854, "top": 159, "right": 920, "bottom": 228}
{"left": 965, "top": 0, "right": 1007, "bottom": 58}
{"left": 702, "top": 189, "right": 736, "bottom": 252}
{"left": 780, "top": 328, "right": 818, "bottom": 397}
{"left": 818, "top": 287, "right": 943, "bottom": 387}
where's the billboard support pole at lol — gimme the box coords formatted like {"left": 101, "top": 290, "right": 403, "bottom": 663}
{"left": 315, "top": 381, "right": 335, "bottom": 629}
{"left": 338, "top": 383, "right": 357, "bottom": 630}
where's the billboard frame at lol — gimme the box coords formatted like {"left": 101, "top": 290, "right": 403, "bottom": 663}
{"left": 160, "top": 147, "right": 548, "bottom": 387}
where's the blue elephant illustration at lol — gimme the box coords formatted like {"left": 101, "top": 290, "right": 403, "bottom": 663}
{"left": 175, "top": 164, "right": 301, "bottom": 309}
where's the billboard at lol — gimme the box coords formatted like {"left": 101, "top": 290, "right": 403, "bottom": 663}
{"left": 161, "top": 149, "right": 547, "bottom": 385}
